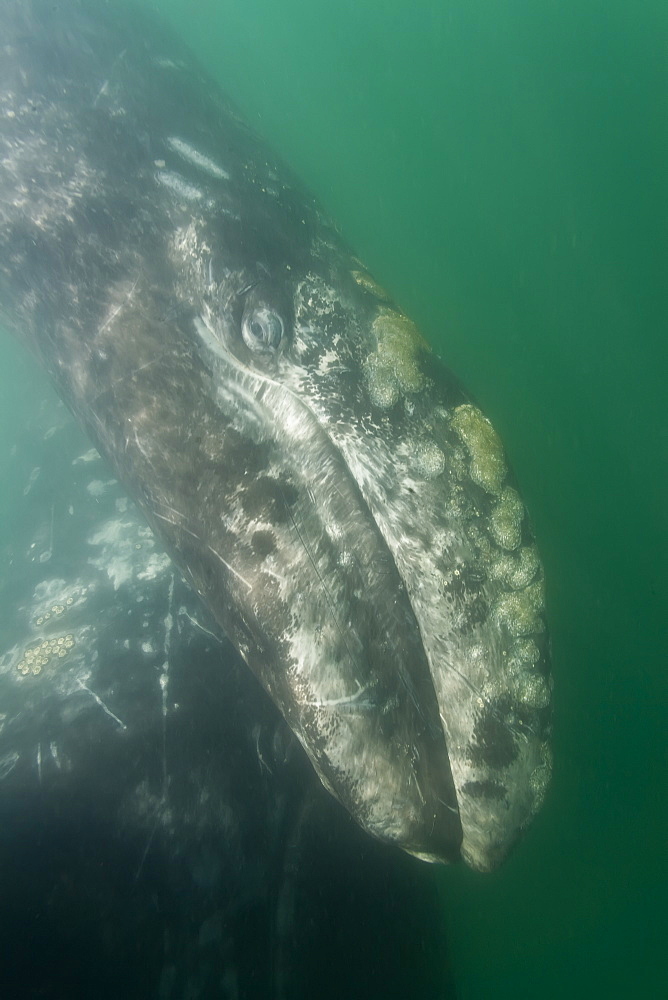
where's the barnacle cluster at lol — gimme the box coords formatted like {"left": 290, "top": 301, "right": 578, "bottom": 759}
{"left": 35, "top": 598, "right": 74, "bottom": 627}
{"left": 351, "top": 269, "right": 391, "bottom": 302}
{"left": 450, "top": 403, "right": 507, "bottom": 496}
{"left": 365, "top": 308, "right": 428, "bottom": 408}
{"left": 16, "top": 634, "right": 75, "bottom": 676}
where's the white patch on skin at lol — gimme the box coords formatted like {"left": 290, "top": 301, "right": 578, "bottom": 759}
{"left": 317, "top": 349, "right": 340, "bottom": 374}
{"left": 166, "top": 136, "right": 230, "bottom": 180}
{"left": 155, "top": 170, "right": 203, "bottom": 201}
{"left": 86, "top": 479, "right": 116, "bottom": 498}
{"left": 292, "top": 275, "right": 343, "bottom": 360}
{"left": 87, "top": 518, "right": 167, "bottom": 589}
{"left": 94, "top": 79, "right": 109, "bottom": 105}
{"left": 73, "top": 448, "right": 100, "bottom": 465}
{"left": 22, "top": 467, "right": 40, "bottom": 495}
{"left": 137, "top": 552, "right": 171, "bottom": 581}
{"left": 32, "top": 578, "right": 84, "bottom": 610}
{"left": 171, "top": 223, "right": 212, "bottom": 276}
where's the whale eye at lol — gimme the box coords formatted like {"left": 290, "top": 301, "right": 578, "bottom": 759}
{"left": 242, "top": 306, "right": 284, "bottom": 352}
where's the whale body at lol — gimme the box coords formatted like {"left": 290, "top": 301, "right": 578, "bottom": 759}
{"left": 0, "top": 0, "right": 552, "bottom": 870}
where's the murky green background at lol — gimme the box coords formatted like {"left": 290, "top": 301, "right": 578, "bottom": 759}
{"left": 2, "top": 0, "right": 665, "bottom": 995}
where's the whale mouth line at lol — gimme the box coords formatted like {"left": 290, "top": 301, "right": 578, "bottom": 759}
{"left": 193, "top": 312, "right": 468, "bottom": 862}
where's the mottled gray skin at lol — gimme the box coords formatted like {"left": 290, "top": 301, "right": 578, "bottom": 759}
{"left": 0, "top": 0, "right": 551, "bottom": 869}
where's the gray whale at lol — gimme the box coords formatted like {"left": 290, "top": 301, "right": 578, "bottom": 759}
{"left": 0, "top": 0, "right": 552, "bottom": 870}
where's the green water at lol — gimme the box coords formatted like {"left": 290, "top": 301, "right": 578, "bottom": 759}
{"left": 2, "top": 0, "right": 666, "bottom": 995}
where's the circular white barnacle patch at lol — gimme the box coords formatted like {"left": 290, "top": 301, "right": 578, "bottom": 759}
{"left": 508, "top": 636, "right": 541, "bottom": 669}
{"left": 450, "top": 404, "right": 507, "bottom": 495}
{"left": 351, "top": 269, "right": 392, "bottom": 302}
{"left": 515, "top": 671, "right": 551, "bottom": 710}
{"left": 364, "top": 308, "right": 427, "bottom": 408}
{"left": 15, "top": 632, "right": 77, "bottom": 677}
{"left": 491, "top": 546, "right": 540, "bottom": 589}
{"left": 489, "top": 487, "right": 524, "bottom": 551}
{"left": 493, "top": 580, "right": 545, "bottom": 637}
{"left": 413, "top": 439, "right": 446, "bottom": 479}
{"left": 365, "top": 354, "right": 400, "bottom": 408}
